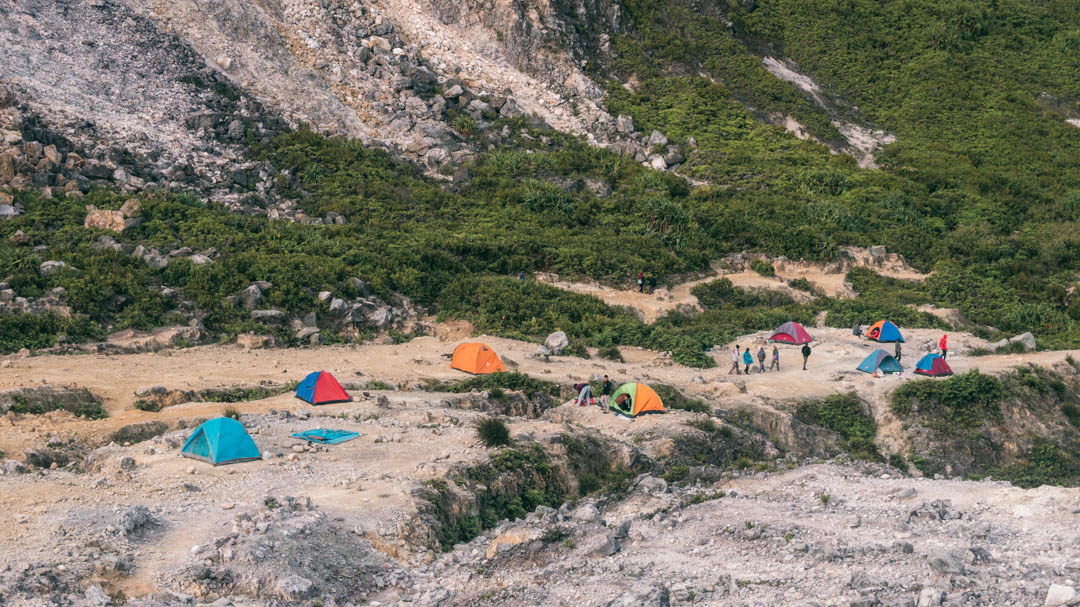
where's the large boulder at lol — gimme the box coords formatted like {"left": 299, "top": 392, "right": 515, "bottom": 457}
{"left": 544, "top": 331, "right": 569, "bottom": 355}
{"left": 647, "top": 130, "right": 668, "bottom": 147}
{"left": 1045, "top": 584, "right": 1080, "bottom": 607}
{"left": 616, "top": 114, "right": 635, "bottom": 134}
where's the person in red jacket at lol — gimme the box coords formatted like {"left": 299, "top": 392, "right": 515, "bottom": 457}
{"left": 637, "top": 271, "right": 645, "bottom": 293}
{"left": 939, "top": 334, "right": 948, "bottom": 360}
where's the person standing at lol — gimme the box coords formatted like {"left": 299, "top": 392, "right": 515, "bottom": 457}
{"left": 729, "top": 345, "right": 741, "bottom": 375}
{"left": 939, "top": 334, "right": 948, "bottom": 360}
{"left": 601, "top": 375, "right": 613, "bottom": 407}
{"left": 649, "top": 276, "right": 657, "bottom": 294}
{"left": 743, "top": 347, "right": 754, "bottom": 374}
{"left": 757, "top": 345, "right": 767, "bottom": 373}
{"left": 894, "top": 340, "right": 902, "bottom": 363}
{"left": 769, "top": 345, "right": 780, "bottom": 371}
{"left": 801, "top": 343, "right": 812, "bottom": 370}
{"left": 637, "top": 271, "right": 645, "bottom": 293}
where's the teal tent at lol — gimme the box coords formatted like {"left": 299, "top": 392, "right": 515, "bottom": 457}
{"left": 181, "top": 417, "right": 261, "bottom": 465}
{"left": 857, "top": 349, "right": 903, "bottom": 375}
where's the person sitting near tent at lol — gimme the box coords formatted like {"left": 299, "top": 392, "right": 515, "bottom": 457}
{"left": 852, "top": 323, "right": 862, "bottom": 338}
{"left": 894, "top": 340, "right": 902, "bottom": 363}
{"left": 743, "top": 347, "right": 754, "bottom": 374}
{"left": 573, "top": 382, "right": 592, "bottom": 407}
{"left": 730, "top": 345, "right": 741, "bottom": 375}
{"left": 770, "top": 345, "right": 780, "bottom": 371}
{"left": 939, "top": 334, "right": 948, "bottom": 360}
{"left": 801, "top": 343, "right": 812, "bottom": 370}
{"left": 757, "top": 345, "right": 767, "bottom": 373}
{"left": 615, "top": 392, "right": 632, "bottom": 412}
{"left": 601, "top": 375, "right": 613, "bottom": 406}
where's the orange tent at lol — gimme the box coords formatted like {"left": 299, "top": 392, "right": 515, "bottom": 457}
{"left": 610, "top": 382, "right": 665, "bottom": 417}
{"left": 450, "top": 342, "right": 507, "bottom": 375}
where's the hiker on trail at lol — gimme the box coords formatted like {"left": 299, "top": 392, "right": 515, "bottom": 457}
{"left": 601, "top": 375, "right": 613, "bottom": 406}
{"left": 517, "top": 270, "right": 526, "bottom": 280}
{"left": 649, "top": 276, "right": 657, "bottom": 293}
{"left": 801, "top": 343, "right": 812, "bottom": 370}
{"left": 770, "top": 345, "right": 780, "bottom": 371}
{"left": 637, "top": 271, "right": 645, "bottom": 293}
{"left": 939, "top": 334, "right": 948, "bottom": 360}
{"left": 729, "top": 345, "right": 741, "bottom": 375}
{"left": 757, "top": 345, "right": 766, "bottom": 372}
{"left": 743, "top": 347, "right": 754, "bottom": 374}
{"left": 573, "top": 382, "right": 592, "bottom": 407}
{"left": 894, "top": 340, "right": 902, "bottom": 363}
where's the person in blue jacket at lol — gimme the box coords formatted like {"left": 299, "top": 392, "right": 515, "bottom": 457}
{"left": 743, "top": 347, "right": 754, "bottom": 374}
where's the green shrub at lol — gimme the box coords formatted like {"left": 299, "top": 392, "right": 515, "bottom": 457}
{"left": 891, "top": 371, "right": 1003, "bottom": 434}
{"left": 888, "top": 453, "right": 909, "bottom": 473}
{"left": 796, "top": 392, "right": 879, "bottom": 460}
{"left": 134, "top": 400, "right": 162, "bottom": 412}
{"left": 991, "top": 439, "right": 1080, "bottom": 488}
{"left": 222, "top": 405, "right": 241, "bottom": 420}
{"left": 749, "top": 259, "right": 775, "bottom": 277}
{"left": 597, "top": 345, "right": 624, "bottom": 361}
{"left": 475, "top": 417, "right": 511, "bottom": 447}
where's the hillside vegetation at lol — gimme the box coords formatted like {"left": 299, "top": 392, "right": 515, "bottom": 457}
{"left": 3, "top": 0, "right": 1080, "bottom": 360}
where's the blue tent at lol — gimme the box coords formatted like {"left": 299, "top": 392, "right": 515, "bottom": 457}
{"left": 857, "top": 349, "right": 903, "bottom": 375}
{"left": 291, "top": 428, "right": 359, "bottom": 445}
{"left": 295, "top": 371, "right": 351, "bottom": 405}
{"left": 867, "top": 320, "right": 904, "bottom": 343}
{"left": 181, "top": 417, "right": 261, "bottom": 465}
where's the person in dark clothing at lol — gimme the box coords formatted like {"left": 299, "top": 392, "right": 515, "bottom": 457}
{"left": 601, "top": 375, "right": 613, "bottom": 406}
{"left": 648, "top": 276, "right": 657, "bottom": 293}
{"left": 769, "top": 346, "right": 780, "bottom": 371}
{"left": 637, "top": 271, "right": 645, "bottom": 293}
{"left": 615, "top": 392, "right": 632, "bottom": 413}
{"left": 894, "top": 340, "right": 902, "bottom": 363}
{"left": 801, "top": 343, "right": 812, "bottom": 370}
{"left": 757, "top": 345, "right": 766, "bottom": 372}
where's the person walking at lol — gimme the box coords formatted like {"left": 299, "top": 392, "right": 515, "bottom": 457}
{"left": 649, "top": 276, "right": 657, "bottom": 294}
{"left": 757, "top": 345, "right": 766, "bottom": 373}
{"left": 729, "top": 345, "right": 741, "bottom": 375}
{"left": 743, "top": 347, "right": 754, "bottom": 374}
{"left": 939, "top": 334, "right": 948, "bottom": 360}
{"left": 894, "top": 340, "right": 902, "bottom": 363}
{"left": 637, "top": 271, "right": 645, "bottom": 293}
{"left": 601, "top": 375, "right": 613, "bottom": 407}
{"left": 801, "top": 343, "right": 812, "bottom": 370}
{"left": 769, "top": 345, "right": 780, "bottom": 371}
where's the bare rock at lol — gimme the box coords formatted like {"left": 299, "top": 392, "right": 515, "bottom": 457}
{"left": 544, "top": 331, "right": 569, "bottom": 355}
{"left": 84, "top": 205, "right": 126, "bottom": 232}
{"left": 1045, "top": 585, "right": 1080, "bottom": 607}
{"left": 616, "top": 114, "right": 634, "bottom": 134}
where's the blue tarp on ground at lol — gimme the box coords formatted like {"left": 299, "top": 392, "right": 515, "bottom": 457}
{"left": 291, "top": 428, "right": 360, "bottom": 445}
{"left": 181, "top": 417, "right": 262, "bottom": 465}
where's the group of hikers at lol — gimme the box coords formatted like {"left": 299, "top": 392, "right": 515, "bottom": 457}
{"left": 729, "top": 342, "right": 813, "bottom": 375}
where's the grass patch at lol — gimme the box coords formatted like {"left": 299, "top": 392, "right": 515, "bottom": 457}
{"left": 475, "top": 417, "right": 511, "bottom": 448}
{"left": 652, "top": 384, "right": 710, "bottom": 414}
{"left": 424, "top": 372, "right": 566, "bottom": 399}
{"left": 221, "top": 405, "right": 241, "bottom": 420}
{"left": 200, "top": 382, "right": 297, "bottom": 403}
{"left": 749, "top": 259, "right": 775, "bottom": 277}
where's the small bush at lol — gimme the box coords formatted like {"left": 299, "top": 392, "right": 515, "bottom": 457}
{"left": 540, "top": 527, "right": 570, "bottom": 543}
{"left": 1063, "top": 403, "right": 1080, "bottom": 427}
{"left": 222, "top": 405, "right": 241, "bottom": 420}
{"left": 688, "top": 417, "right": 717, "bottom": 433}
{"left": 749, "top": 259, "right": 775, "bottom": 277}
{"left": 134, "top": 400, "right": 162, "bottom": 412}
{"left": 598, "top": 345, "right": 624, "bottom": 361}
{"left": 888, "top": 453, "right": 909, "bottom": 473}
{"left": 818, "top": 492, "right": 831, "bottom": 505}
{"left": 475, "top": 417, "right": 511, "bottom": 447}
{"left": 565, "top": 342, "right": 591, "bottom": 359}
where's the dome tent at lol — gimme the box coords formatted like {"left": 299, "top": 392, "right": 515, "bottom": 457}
{"left": 768, "top": 321, "right": 811, "bottom": 345}
{"left": 866, "top": 320, "right": 904, "bottom": 343}
{"left": 181, "top": 417, "right": 261, "bottom": 466}
{"left": 609, "top": 383, "right": 665, "bottom": 417}
{"left": 857, "top": 349, "right": 903, "bottom": 375}
{"left": 295, "top": 370, "right": 351, "bottom": 405}
{"left": 450, "top": 342, "right": 506, "bottom": 375}
{"left": 914, "top": 353, "right": 953, "bottom": 377}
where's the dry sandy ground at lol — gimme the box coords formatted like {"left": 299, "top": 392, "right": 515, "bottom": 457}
{"left": 1, "top": 329, "right": 1078, "bottom": 603}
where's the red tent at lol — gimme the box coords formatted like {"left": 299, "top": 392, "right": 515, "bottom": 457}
{"left": 768, "top": 321, "right": 811, "bottom": 345}
{"left": 295, "top": 371, "right": 351, "bottom": 405}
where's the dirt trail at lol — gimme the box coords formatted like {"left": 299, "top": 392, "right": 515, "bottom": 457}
{"left": 535, "top": 271, "right": 718, "bottom": 323}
